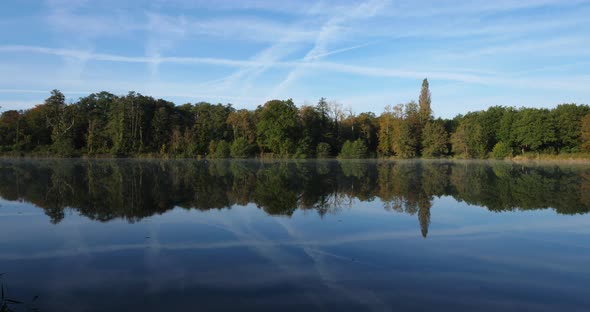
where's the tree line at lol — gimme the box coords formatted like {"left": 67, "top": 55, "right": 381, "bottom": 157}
{"left": 1, "top": 79, "right": 589, "bottom": 158}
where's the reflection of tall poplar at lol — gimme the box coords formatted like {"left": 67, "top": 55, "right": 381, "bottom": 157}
{"left": 418, "top": 199, "right": 432, "bottom": 238}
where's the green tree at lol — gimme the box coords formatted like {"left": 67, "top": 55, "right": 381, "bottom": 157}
{"left": 385, "top": 102, "right": 421, "bottom": 158}
{"left": 339, "top": 139, "right": 368, "bottom": 159}
{"left": 581, "top": 114, "right": 590, "bottom": 152}
{"left": 512, "top": 108, "right": 557, "bottom": 154}
{"left": 299, "top": 105, "right": 323, "bottom": 156}
{"left": 45, "top": 90, "right": 75, "bottom": 156}
{"left": 0, "top": 110, "right": 24, "bottom": 149}
{"left": 209, "top": 140, "right": 231, "bottom": 158}
{"left": 316, "top": 142, "right": 332, "bottom": 158}
{"left": 479, "top": 106, "right": 507, "bottom": 153}
{"left": 77, "top": 92, "right": 116, "bottom": 155}
{"left": 108, "top": 94, "right": 134, "bottom": 156}
{"left": 151, "top": 106, "right": 172, "bottom": 153}
{"left": 355, "top": 112, "right": 378, "bottom": 154}
{"left": 315, "top": 97, "right": 336, "bottom": 147}
{"left": 255, "top": 99, "right": 300, "bottom": 156}
{"left": 551, "top": 104, "right": 590, "bottom": 152}
{"left": 492, "top": 141, "right": 512, "bottom": 159}
{"left": 192, "top": 102, "right": 234, "bottom": 156}
{"left": 497, "top": 108, "right": 517, "bottom": 152}
{"left": 377, "top": 105, "right": 394, "bottom": 156}
{"left": 451, "top": 116, "right": 485, "bottom": 158}
{"left": 396, "top": 119, "right": 418, "bottom": 158}
{"left": 422, "top": 120, "right": 449, "bottom": 157}
{"left": 230, "top": 137, "right": 254, "bottom": 158}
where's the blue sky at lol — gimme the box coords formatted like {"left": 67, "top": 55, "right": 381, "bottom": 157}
{"left": 0, "top": 0, "right": 589, "bottom": 118}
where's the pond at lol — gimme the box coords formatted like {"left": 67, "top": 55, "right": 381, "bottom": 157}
{"left": 0, "top": 159, "right": 589, "bottom": 311}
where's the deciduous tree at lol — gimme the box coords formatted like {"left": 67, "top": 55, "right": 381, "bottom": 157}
{"left": 422, "top": 120, "right": 449, "bottom": 157}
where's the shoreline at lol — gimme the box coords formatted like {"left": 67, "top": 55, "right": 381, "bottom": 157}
{"left": 1, "top": 154, "right": 590, "bottom": 164}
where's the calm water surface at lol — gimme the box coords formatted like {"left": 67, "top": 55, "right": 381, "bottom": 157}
{"left": 0, "top": 159, "right": 589, "bottom": 311}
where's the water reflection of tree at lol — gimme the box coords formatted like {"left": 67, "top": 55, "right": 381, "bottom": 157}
{"left": 0, "top": 159, "right": 589, "bottom": 237}
{"left": 44, "top": 163, "right": 75, "bottom": 223}
{"left": 418, "top": 200, "right": 432, "bottom": 238}
{"left": 376, "top": 161, "right": 442, "bottom": 237}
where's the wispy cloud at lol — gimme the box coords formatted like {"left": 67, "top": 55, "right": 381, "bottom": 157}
{"left": 144, "top": 12, "right": 189, "bottom": 79}
{"left": 271, "top": 0, "right": 391, "bottom": 98}
{"left": 186, "top": 17, "right": 317, "bottom": 43}
{"left": 192, "top": 3, "right": 325, "bottom": 96}
{"left": 386, "top": 0, "right": 588, "bottom": 18}
{"left": 1, "top": 0, "right": 588, "bottom": 114}
{"left": 2, "top": 44, "right": 590, "bottom": 92}
{"left": 442, "top": 36, "right": 590, "bottom": 58}
{"left": 0, "top": 45, "right": 257, "bottom": 66}
{"left": 305, "top": 40, "right": 385, "bottom": 60}
{"left": 151, "top": 0, "right": 359, "bottom": 17}
{"left": 44, "top": 2, "right": 318, "bottom": 44}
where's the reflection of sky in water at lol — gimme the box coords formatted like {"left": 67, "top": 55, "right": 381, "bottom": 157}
{"left": 1, "top": 192, "right": 589, "bottom": 311}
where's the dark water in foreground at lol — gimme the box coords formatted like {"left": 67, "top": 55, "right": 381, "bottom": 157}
{"left": 0, "top": 159, "right": 589, "bottom": 311}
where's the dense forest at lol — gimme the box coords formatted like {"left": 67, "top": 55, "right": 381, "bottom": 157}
{"left": 1, "top": 160, "right": 589, "bottom": 237}
{"left": 1, "top": 79, "right": 589, "bottom": 159}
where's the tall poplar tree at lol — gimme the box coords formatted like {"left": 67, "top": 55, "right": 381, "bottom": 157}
{"left": 418, "top": 78, "right": 433, "bottom": 124}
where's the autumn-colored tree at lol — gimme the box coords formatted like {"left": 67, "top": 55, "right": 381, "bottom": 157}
{"left": 227, "top": 109, "right": 256, "bottom": 144}
{"left": 396, "top": 102, "right": 421, "bottom": 157}
{"left": 377, "top": 104, "right": 402, "bottom": 156}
